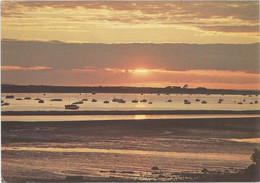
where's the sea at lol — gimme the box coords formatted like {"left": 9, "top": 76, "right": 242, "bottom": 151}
{"left": 1, "top": 92, "right": 260, "bottom": 181}
{"left": 2, "top": 93, "right": 260, "bottom": 111}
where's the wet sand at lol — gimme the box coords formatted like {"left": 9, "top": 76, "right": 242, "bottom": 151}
{"left": 2, "top": 117, "right": 260, "bottom": 182}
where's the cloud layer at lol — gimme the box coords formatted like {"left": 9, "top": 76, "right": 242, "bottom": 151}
{"left": 1, "top": 39, "right": 259, "bottom": 89}
{"left": 2, "top": 39, "right": 259, "bottom": 73}
{"left": 1, "top": 1, "right": 259, "bottom": 43}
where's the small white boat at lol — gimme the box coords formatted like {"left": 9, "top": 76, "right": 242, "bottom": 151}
{"left": 65, "top": 104, "right": 79, "bottom": 109}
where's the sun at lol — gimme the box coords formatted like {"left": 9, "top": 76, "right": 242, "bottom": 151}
{"left": 135, "top": 69, "right": 148, "bottom": 73}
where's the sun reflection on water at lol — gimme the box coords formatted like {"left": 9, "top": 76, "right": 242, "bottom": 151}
{"left": 134, "top": 115, "right": 147, "bottom": 120}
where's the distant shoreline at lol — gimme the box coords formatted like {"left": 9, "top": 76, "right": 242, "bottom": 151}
{"left": 2, "top": 110, "right": 260, "bottom": 116}
{"left": 2, "top": 84, "right": 260, "bottom": 95}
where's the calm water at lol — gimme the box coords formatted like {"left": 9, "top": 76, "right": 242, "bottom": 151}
{"left": 1, "top": 93, "right": 260, "bottom": 111}
{"left": 2, "top": 93, "right": 260, "bottom": 181}
{"left": 2, "top": 114, "right": 260, "bottom": 122}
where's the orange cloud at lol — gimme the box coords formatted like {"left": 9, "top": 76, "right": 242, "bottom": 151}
{"left": 1, "top": 1, "right": 259, "bottom": 43}
{"left": 72, "top": 68, "right": 96, "bottom": 72}
{"left": 1, "top": 66, "right": 52, "bottom": 71}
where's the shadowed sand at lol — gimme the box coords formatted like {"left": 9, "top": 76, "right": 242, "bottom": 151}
{"left": 2, "top": 117, "right": 260, "bottom": 182}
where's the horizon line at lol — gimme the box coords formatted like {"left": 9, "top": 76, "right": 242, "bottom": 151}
{"left": 2, "top": 84, "right": 260, "bottom": 91}
{"left": 2, "top": 38, "right": 259, "bottom": 45}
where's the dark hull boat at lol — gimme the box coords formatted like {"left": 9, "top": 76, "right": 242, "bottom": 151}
{"left": 184, "top": 99, "right": 191, "bottom": 104}
{"left": 73, "top": 101, "right": 84, "bottom": 104}
{"left": 65, "top": 104, "right": 79, "bottom": 109}
{"left": 50, "top": 99, "right": 62, "bottom": 101}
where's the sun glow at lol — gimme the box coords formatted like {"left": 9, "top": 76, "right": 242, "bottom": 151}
{"left": 135, "top": 69, "right": 148, "bottom": 73}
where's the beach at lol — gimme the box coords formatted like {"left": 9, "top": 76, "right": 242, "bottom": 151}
{"left": 2, "top": 117, "right": 260, "bottom": 182}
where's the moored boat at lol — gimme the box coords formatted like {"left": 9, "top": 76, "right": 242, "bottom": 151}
{"left": 72, "top": 101, "right": 84, "bottom": 104}
{"left": 132, "top": 99, "right": 138, "bottom": 103}
{"left": 1, "top": 102, "right": 10, "bottom": 106}
{"left": 65, "top": 104, "right": 79, "bottom": 109}
{"left": 38, "top": 100, "right": 44, "bottom": 103}
{"left": 118, "top": 99, "right": 126, "bottom": 103}
{"left": 184, "top": 99, "right": 191, "bottom": 104}
{"left": 50, "top": 99, "right": 62, "bottom": 101}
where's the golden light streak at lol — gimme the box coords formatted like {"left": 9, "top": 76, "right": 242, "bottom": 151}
{"left": 134, "top": 69, "right": 148, "bottom": 73}
{"left": 1, "top": 66, "right": 52, "bottom": 71}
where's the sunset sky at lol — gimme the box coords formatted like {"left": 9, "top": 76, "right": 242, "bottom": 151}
{"left": 1, "top": 1, "right": 260, "bottom": 89}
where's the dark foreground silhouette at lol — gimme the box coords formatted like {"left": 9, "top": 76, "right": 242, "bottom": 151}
{"left": 192, "top": 149, "right": 260, "bottom": 182}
